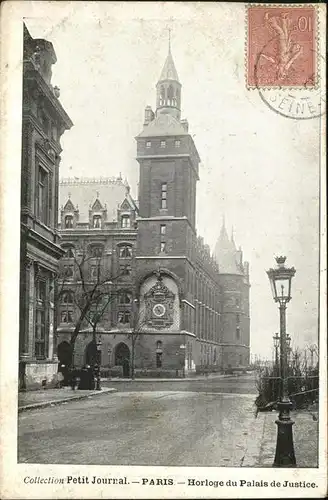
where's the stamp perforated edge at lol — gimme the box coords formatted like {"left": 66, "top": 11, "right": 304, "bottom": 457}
{"left": 245, "top": 3, "right": 320, "bottom": 91}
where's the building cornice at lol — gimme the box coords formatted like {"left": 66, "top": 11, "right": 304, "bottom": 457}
{"left": 22, "top": 224, "right": 64, "bottom": 259}
{"left": 24, "top": 61, "right": 73, "bottom": 129}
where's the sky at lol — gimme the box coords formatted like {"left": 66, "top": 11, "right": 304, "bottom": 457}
{"left": 24, "top": 2, "right": 323, "bottom": 360}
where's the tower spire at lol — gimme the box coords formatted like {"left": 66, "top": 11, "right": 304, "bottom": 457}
{"left": 156, "top": 35, "right": 181, "bottom": 120}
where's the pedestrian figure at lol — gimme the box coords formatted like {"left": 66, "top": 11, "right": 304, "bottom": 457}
{"left": 78, "top": 365, "right": 88, "bottom": 390}
{"left": 86, "top": 364, "right": 95, "bottom": 390}
{"left": 70, "top": 367, "right": 78, "bottom": 390}
{"left": 58, "top": 364, "right": 67, "bottom": 387}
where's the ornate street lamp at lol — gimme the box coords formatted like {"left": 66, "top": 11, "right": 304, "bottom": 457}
{"left": 267, "top": 256, "right": 296, "bottom": 467}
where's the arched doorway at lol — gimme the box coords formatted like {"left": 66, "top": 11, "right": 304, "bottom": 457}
{"left": 85, "top": 341, "right": 98, "bottom": 367}
{"left": 115, "top": 342, "right": 130, "bottom": 377}
{"left": 57, "top": 341, "right": 72, "bottom": 366}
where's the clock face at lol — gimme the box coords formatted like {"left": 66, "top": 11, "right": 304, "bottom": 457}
{"left": 152, "top": 303, "right": 166, "bottom": 318}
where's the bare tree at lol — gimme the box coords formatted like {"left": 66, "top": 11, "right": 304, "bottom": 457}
{"left": 128, "top": 300, "right": 148, "bottom": 380}
{"left": 57, "top": 245, "right": 127, "bottom": 366}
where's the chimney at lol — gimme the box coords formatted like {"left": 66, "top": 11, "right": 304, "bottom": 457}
{"left": 181, "top": 119, "right": 189, "bottom": 132}
{"left": 144, "top": 106, "right": 155, "bottom": 126}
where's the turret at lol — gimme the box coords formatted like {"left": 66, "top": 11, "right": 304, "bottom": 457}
{"left": 156, "top": 42, "right": 181, "bottom": 120}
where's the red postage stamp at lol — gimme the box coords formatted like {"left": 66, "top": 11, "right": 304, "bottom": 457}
{"left": 247, "top": 5, "right": 317, "bottom": 88}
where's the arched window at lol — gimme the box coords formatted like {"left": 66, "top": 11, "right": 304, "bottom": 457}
{"left": 62, "top": 244, "right": 75, "bottom": 258}
{"left": 89, "top": 245, "right": 103, "bottom": 258}
{"left": 167, "top": 85, "right": 174, "bottom": 106}
{"left": 176, "top": 87, "right": 180, "bottom": 104}
{"left": 65, "top": 215, "right": 73, "bottom": 229}
{"left": 118, "top": 245, "right": 132, "bottom": 259}
{"left": 159, "top": 85, "right": 165, "bottom": 106}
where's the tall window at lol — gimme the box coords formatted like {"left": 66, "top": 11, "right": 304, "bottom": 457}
{"left": 118, "top": 245, "right": 132, "bottom": 258}
{"left": 117, "top": 311, "right": 131, "bottom": 324}
{"left": 60, "top": 290, "right": 74, "bottom": 324}
{"left": 36, "top": 166, "right": 48, "bottom": 224}
{"left": 90, "top": 265, "right": 99, "bottom": 280}
{"left": 161, "top": 183, "right": 167, "bottom": 209}
{"left": 35, "top": 280, "right": 47, "bottom": 359}
{"left": 236, "top": 314, "right": 241, "bottom": 340}
{"left": 146, "top": 141, "right": 151, "bottom": 148}
{"left": 160, "top": 224, "right": 166, "bottom": 235}
{"left": 61, "top": 290, "right": 74, "bottom": 304}
{"left": 119, "top": 291, "right": 132, "bottom": 304}
{"left": 160, "top": 140, "right": 166, "bottom": 148}
{"left": 93, "top": 215, "right": 101, "bottom": 228}
{"left": 175, "top": 139, "right": 181, "bottom": 148}
{"left": 65, "top": 216, "right": 73, "bottom": 229}
{"left": 160, "top": 242, "right": 166, "bottom": 253}
{"left": 167, "top": 85, "right": 173, "bottom": 106}
{"left": 61, "top": 310, "right": 74, "bottom": 324}
{"left": 62, "top": 244, "right": 75, "bottom": 258}
{"left": 121, "top": 215, "right": 130, "bottom": 228}
{"left": 159, "top": 85, "right": 165, "bottom": 106}
{"left": 90, "top": 245, "right": 103, "bottom": 258}
{"left": 156, "top": 352, "right": 163, "bottom": 368}
{"left": 156, "top": 341, "right": 163, "bottom": 368}
{"left": 63, "top": 265, "right": 74, "bottom": 279}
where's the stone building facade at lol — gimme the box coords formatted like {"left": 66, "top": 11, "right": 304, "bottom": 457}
{"left": 56, "top": 46, "right": 250, "bottom": 377}
{"left": 19, "top": 25, "right": 73, "bottom": 390}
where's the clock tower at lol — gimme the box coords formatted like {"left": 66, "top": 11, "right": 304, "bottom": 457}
{"left": 134, "top": 43, "right": 200, "bottom": 372}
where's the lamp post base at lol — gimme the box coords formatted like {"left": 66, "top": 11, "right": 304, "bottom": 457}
{"left": 273, "top": 402, "right": 296, "bottom": 467}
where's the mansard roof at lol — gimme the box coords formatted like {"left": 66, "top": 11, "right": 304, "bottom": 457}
{"left": 138, "top": 112, "right": 188, "bottom": 138}
{"left": 59, "top": 176, "right": 134, "bottom": 223}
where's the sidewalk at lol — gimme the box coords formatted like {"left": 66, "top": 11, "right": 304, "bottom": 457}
{"left": 107, "top": 373, "right": 247, "bottom": 382}
{"left": 18, "top": 387, "right": 117, "bottom": 412}
{"left": 242, "top": 409, "right": 319, "bottom": 467}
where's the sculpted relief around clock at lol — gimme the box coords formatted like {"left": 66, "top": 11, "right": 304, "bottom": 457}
{"left": 144, "top": 276, "right": 175, "bottom": 329}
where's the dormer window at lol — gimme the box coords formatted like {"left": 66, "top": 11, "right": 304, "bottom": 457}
{"left": 118, "top": 245, "right": 132, "bottom": 258}
{"left": 121, "top": 215, "right": 130, "bottom": 228}
{"left": 93, "top": 215, "right": 101, "bottom": 229}
{"left": 160, "top": 140, "right": 166, "bottom": 148}
{"left": 146, "top": 141, "right": 151, "bottom": 148}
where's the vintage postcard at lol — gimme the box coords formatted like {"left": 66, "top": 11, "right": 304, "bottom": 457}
{"left": 0, "top": 1, "right": 326, "bottom": 499}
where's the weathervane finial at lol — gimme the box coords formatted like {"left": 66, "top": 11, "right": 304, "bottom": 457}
{"left": 166, "top": 26, "right": 172, "bottom": 53}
